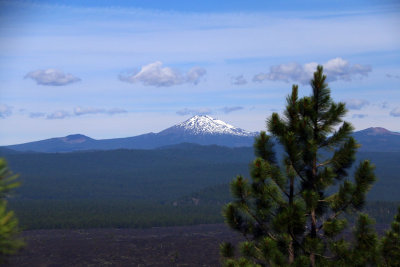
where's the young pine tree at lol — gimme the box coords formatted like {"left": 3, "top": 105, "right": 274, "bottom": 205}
{"left": 221, "top": 66, "right": 377, "bottom": 266}
{"left": 0, "top": 158, "right": 24, "bottom": 264}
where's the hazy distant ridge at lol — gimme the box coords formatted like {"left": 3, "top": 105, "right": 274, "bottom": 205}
{"left": 4, "top": 115, "right": 258, "bottom": 152}
{"left": 3, "top": 117, "right": 400, "bottom": 153}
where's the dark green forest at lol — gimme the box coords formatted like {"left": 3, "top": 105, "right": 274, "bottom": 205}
{"left": 1, "top": 145, "right": 399, "bottom": 229}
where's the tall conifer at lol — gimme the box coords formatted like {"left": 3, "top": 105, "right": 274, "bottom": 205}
{"left": 221, "top": 66, "right": 377, "bottom": 266}
{"left": 0, "top": 158, "right": 23, "bottom": 263}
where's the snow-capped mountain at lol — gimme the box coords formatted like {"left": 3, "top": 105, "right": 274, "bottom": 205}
{"left": 4, "top": 115, "right": 258, "bottom": 152}
{"left": 6, "top": 115, "right": 399, "bottom": 153}
{"left": 159, "top": 115, "right": 256, "bottom": 137}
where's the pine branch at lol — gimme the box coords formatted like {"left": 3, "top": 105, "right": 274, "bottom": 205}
{"left": 316, "top": 160, "right": 331, "bottom": 168}
{"left": 242, "top": 204, "right": 277, "bottom": 241}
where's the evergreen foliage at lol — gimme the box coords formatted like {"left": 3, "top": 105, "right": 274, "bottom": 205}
{"left": 0, "top": 158, "right": 23, "bottom": 263}
{"left": 381, "top": 207, "right": 400, "bottom": 266}
{"left": 221, "top": 66, "right": 396, "bottom": 266}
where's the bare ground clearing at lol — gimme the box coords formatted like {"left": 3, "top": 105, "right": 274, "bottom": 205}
{"left": 4, "top": 224, "right": 242, "bottom": 267}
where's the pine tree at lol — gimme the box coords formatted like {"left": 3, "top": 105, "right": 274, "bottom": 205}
{"left": 0, "top": 158, "right": 24, "bottom": 263}
{"left": 221, "top": 66, "right": 378, "bottom": 266}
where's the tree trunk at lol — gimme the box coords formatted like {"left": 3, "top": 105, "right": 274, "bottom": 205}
{"left": 310, "top": 209, "right": 317, "bottom": 267}
{"left": 289, "top": 240, "right": 294, "bottom": 264}
{"left": 310, "top": 155, "right": 317, "bottom": 267}
{"left": 310, "top": 253, "right": 316, "bottom": 267}
{"left": 289, "top": 175, "right": 294, "bottom": 264}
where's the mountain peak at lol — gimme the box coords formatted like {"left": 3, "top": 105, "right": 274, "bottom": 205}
{"left": 191, "top": 114, "right": 213, "bottom": 119}
{"left": 60, "top": 134, "right": 93, "bottom": 144}
{"left": 161, "top": 115, "right": 256, "bottom": 136}
{"left": 357, "top": 127, "right": 400, "bottom": 136}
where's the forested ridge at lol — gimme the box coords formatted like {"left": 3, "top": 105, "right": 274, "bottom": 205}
{"left": 1, "top": 145, "right": 399, "bottom": 229}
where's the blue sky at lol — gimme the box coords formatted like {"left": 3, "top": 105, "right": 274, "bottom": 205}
{"left": 0, "top": 0, "right": 399, "bottom": 145}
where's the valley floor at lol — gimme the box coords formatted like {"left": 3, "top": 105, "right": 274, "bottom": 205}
{"left": 5, "top": 224, "right": 242, "bottom": 267}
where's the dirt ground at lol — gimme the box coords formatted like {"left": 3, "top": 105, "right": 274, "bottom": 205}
{"left": 4, "top": 224, "right": 242, "bottom": 267}
{"left": 5, "top": 223, "right": 390, "bottom": 267}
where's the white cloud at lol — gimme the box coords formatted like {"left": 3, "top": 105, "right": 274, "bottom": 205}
{"left": 345, "top": 99, "right": 369, "bottom": 110}
{"left": 46, "top": 110, "right": 70, "bottom": 119}
{"left": 221, "top": 106, "right": 244, "bottom": 114}
{"left": 231, "top": 75, "right": 247, "bottom": 85}
{"left": 324, "top": 58, "right": 371, "bottom": 82}
{"left": 252, "top": 73, "right": 269, "bottom": 83}
{"left": 176, "top": 108, "right": 212, "bottom": 116}
{"left": 0, "top": 104, "right": 13, "bottom": 118}
{"left": 74, "top": 107, "right": 105, "bottom": 116}
{"left": 119, "top": 61, "right": 206, "bottom": 87}
{"left": 186, "top": 67, "right": 207, "bottom": 85}
{"left": 390, "top": 107, "right": 400, "bottom": 117}
{"left": 253, "top": 58, "right": 372, "bottom": 85}
{"left": 25, "top": 69, "right": 81, "bottom": 86}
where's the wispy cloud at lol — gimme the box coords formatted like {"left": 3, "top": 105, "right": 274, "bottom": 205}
{"left": 186, "top": 67, "right": 207, "bottom": 85}
{"left": 381, "top": 101, "right": 389, "bottom": 109}
{"left": 352, "top": 114, "right": 368, "bottom": 119}
{"left": 390, "top": 107, "right": 400, "bottom": 117}
{"left": 253, "top": 58, "right": 372, "bottom": 85}
{"left": 29, "top": 112, "right": 46, "bottom": 118}
{"left": 28, "top": 107, "right": 127, "bottom": 119}
{"left": 74, "top": 107, "right": 104, "bottom": 116}
{"left": 386, "top": 74, "right": 400, "bottom": 79}
{"left": 221, "top": 106, "right": 244, "bottom": 114}
{"left": 0, "top": 104, "right": 13, "bottom": 118}
{"left": 176, "top": 106, "right": 245, "bottom": 116}
{"left": 119, "top": 61, "right": 206, "bottom": 87}
{"left": 74, "top": 107, "right": 127, "bottom": 116}
{"left": 176, "top": 108, "right": 212, "bottom": 116}
{"left": 107, "top": 108, "right": 128, "bottom": 115}
{"left": 231, "top": 75, "right": 247, "bottom": 85}
{"left": 345, "top": 99, "right": 369, "bottom": 110}
{"left": 47, "top": 110, "right": 70, "bottom": 119}
{"left": 25, "top": 69, "right": 81, "bottom": 86}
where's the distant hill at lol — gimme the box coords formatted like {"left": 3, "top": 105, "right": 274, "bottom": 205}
{"left": 4, "top": 115, "right": 257, "bottom": 153}
{"left": 353, "top": 127, "right": 400, "bottom": 152}
{"left": 3, "top": 119, "right": 400, "bottom": 153}
{"left": 3, "top": 134, "right": 98, "bottom": 153}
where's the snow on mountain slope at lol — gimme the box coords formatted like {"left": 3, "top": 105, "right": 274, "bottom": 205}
{"left": 159, "top": 115, "right": 257, "bottom": 136}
